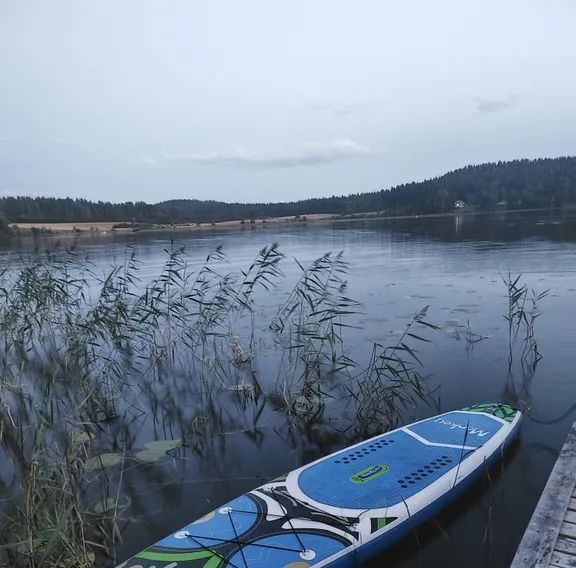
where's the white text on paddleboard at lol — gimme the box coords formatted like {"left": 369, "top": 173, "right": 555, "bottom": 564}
{"left": 434, "top": 418, "right": 490, "bottom": 437}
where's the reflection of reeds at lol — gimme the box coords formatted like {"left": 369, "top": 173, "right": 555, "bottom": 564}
{"left": 0, "top": 244, "right": 437, "bottom": 566}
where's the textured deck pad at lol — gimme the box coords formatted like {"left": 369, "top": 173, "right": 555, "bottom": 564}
{"left": 296, "top": 411, "right": 504, "bottom": 509}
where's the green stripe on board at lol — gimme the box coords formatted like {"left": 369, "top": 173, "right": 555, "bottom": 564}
{"left": 137, "top": 549, "right": 214, "bottom": 561}
{"left": 203, "top": 554, "right": 222, "bottom": 568}
{"left": 377, "top": 517, "right": 388, "bottom": 530}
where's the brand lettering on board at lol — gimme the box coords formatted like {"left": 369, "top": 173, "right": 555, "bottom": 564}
{"left": 434, "top": 418, "right": 490, "bottom": 438}
{"left": 349, "top": 464, "right": 389, "bottom": 484}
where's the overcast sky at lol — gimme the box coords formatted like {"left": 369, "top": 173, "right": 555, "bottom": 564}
{"left": 1, "top": 1, "right": 575, "bottom": 204}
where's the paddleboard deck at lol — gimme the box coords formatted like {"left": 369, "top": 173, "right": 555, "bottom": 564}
{"left": 118, "top": 402, "right": 521, "bottom": 568}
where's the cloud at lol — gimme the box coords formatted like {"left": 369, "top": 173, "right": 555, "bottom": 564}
{"left": 475, "top": 95, "right": 519, "bottom": 114}
{"left": 312, "top": 99, "right": 384, "bottom": 117}
{"left": 141, "top": 156, "right": 161, "bottom": 168}
{"left": 46, "top": 133, "right": 73, "bottom": 144}
{"left": 162, "top": 139, "right": 372, "bottom": 169}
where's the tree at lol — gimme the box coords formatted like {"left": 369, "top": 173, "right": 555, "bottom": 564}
{"left": 0, "top": 211, "right": 12, "bottom": 235}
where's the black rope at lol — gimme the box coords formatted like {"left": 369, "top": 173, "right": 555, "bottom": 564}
{"left": 228, "top": 510, "right": 249, "bottom": 568}
{"left": 271, "top": 486, "right": 306, "bottom": 552}
{"left": 184, "top": 533, "right": 242, "bottom": 568}
{"left": 528, "top": 402, "right": 576, "bottom": 425}
{"left": 225, "top": 498, "right": 358, "bottom": 531}
{"left": 186, "top": 531, "right": 303, "bottom": 553}
{"left": 181, "top": 487, "right": 361, "bottom": 564}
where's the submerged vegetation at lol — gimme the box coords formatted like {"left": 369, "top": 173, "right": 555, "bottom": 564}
{"left": 0, "top": 243, "right": 547, "bottom": 567}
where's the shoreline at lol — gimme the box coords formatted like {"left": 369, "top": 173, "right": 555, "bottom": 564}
{"left": 8, "top": 207, "right": 568, "bottom": 237}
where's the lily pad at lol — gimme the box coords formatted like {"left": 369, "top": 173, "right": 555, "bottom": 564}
{"left": 144, "top": 439, "right": 182, "bottom": 451}
{"left": 85, "top": 452, "right": 122, "bottom": 471}
{"left": 135, "top": 439, "right": 182, "bottom": 463}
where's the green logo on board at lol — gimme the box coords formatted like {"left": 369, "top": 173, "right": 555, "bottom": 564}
{"left": 349, "top": 464, "right": 389, "bottom": 484}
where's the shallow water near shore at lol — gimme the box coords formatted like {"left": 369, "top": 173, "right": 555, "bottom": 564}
{"left": 1, "top": 209, "right": 575, "bottom": 567}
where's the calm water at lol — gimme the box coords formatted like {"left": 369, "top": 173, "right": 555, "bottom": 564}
{"left": 3, "top": 210, "right": 576, "bottom": 567}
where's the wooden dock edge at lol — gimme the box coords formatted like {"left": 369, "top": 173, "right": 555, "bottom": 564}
{"left": 511, "top": 421, "right": 576, "bottom": 568}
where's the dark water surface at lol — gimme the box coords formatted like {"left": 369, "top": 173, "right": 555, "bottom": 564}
{"left": 3, "top": 210, "right": 576, "bottom": 567}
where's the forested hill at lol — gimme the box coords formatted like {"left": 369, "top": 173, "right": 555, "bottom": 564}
{"left": 2, "top": 156, "right": 576, "bottom": 225}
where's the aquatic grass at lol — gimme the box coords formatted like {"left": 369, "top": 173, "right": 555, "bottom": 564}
{"left": 503, "top": 273, "right": 548, "bottom": 369}
{"left": 0, "top": 422, "right": 99, "bottom": 567}
{"left": 270, "top": 251, "right": 362, "bottom": 403}
{"left": 351, "top": 307, "right": 440, "bottom": 436}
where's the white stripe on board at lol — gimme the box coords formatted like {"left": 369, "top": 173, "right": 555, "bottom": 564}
{"left": 402, "top": 427, "right": 478, "bottom": 451}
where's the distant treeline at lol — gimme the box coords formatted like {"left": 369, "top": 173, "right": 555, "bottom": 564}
{"left": 1, "top": 157, "right": 575, "bottom": 227}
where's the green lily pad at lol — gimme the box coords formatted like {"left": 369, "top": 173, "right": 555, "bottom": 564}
{"left": 134, "top": 449, "right": 161, "bottom": 462}
{"left": 85, "top": 452, "right": 122, "bottom": 471}
{"left": 144, "top": 439, "right": 182, "bottom": 451}
{"left": 135, "top": 439, "right": 182, "bottom": 463}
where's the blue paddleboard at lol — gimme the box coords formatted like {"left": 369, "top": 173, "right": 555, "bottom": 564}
{"left": 118, "top": 402, "right": 521, "bottom": 568}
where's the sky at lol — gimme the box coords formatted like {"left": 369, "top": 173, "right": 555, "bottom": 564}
{"left": 1, "top": 1, "right": 575, "bottom": 204}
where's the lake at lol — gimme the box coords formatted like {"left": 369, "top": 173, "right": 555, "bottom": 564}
{"left": 1, "top": 209, "right": 575, "bottom": 567}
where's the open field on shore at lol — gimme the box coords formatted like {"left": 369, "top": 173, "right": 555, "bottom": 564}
{"left": 10, "top": 221, "right": 118, "bottom": 232}
{"left": 9, "top": 214, "right": 335, "bottom": 234}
